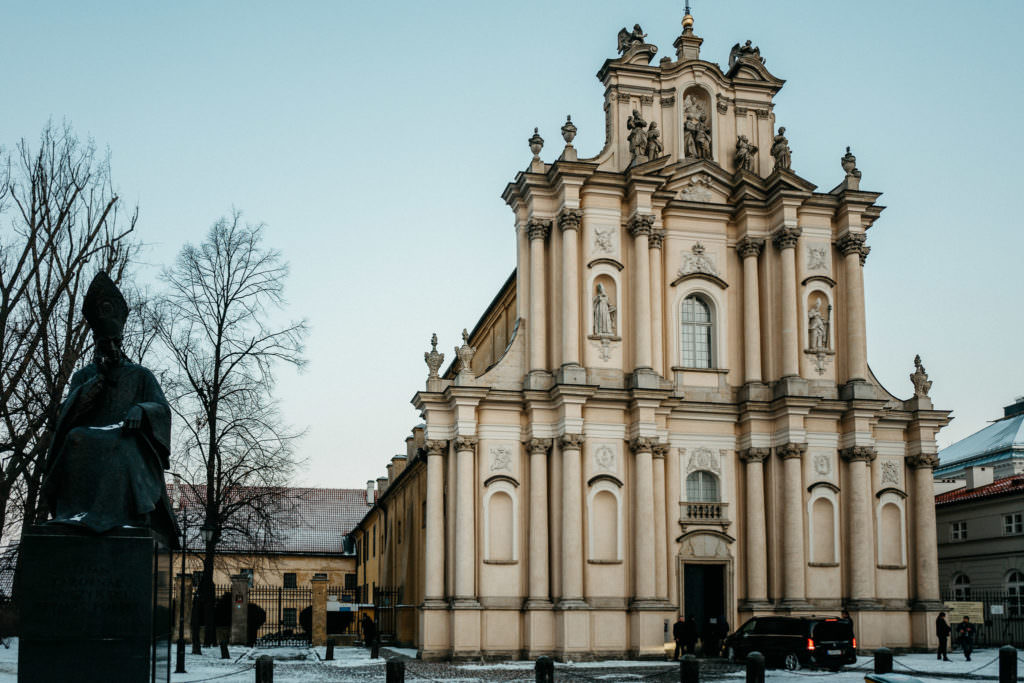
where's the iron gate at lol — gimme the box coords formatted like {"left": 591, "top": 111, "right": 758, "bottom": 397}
{"left": 942, "top": 589, "right": 1024, "bottom": 647}
{"left": 374, "top": 586, "right": 400, "bottom": 643}
{"left": 249, "top": 585, "right": 313, "bottom": 646}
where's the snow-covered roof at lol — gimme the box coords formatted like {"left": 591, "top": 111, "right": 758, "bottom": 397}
{"left": 936, "top": 407, "right": 1024, "bottom": 474}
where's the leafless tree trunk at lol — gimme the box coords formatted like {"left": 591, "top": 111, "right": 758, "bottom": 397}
{"left": 155, "top": 211, "right": 307, "bottom": 645}
{"left": 0, "top": 122, "right": 138, "bottom": 546}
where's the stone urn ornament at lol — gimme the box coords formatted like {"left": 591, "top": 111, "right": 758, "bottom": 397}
{"left": 561, "top": 115, "right": 577, "bottom": 146}
{"left": 528, "top": 128, "right": 544, "bottom": 159}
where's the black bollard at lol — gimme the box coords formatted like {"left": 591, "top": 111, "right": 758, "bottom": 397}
{"left": 680, "top": 653, "right": 699, "bottom": 682}
{"left": 535, "top": 655, "right": 555, "bottom": 683}
{"left": 999, "top": 645, "right": 1017, "bottom": 683}
{"left": 255, "top": 655, "right": 273, "bottom": 683}
{"left": 371, "top": 638, "right": 380, "bottom": 659}
{"left": 220, "top": 640, "right": 230, "bottom": 659}
{"left": 874, "top": 647, "right": 893, "bottom": 674}
{"left": 325, "top": 638, "right": 335, "bottom": 661}
{"left": 386, "top": 659, "right": 406, "bottom": 683}
{"left": 745, "top": 651, "right": 765, "bottom": 683}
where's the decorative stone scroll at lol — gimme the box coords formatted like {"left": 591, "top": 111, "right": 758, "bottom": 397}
{"left": 839, "top": 446, "right": 877, "bottom": 463}
{"left": 880, "top": 460, "right": 902, "bottom": 487}
{"left": 686, "top": 447, "right": 721, "bottom": 474}
{"left": 678, "top": 175, "right": 713, "bottom": 202}
{"left": 490, "top": 445, "right": 515, "bottom": 472}
{"left": 677, "top": 242, "right": 719, "bottom": 278}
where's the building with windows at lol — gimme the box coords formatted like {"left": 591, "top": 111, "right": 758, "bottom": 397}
{"left": 935, "top": 397, "right": 1024, "bottom": 618}
{"left": 363, "top": 11, "right": 951, "bottom": 659}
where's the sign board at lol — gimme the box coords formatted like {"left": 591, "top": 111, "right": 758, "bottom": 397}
{"left": 944, "top": 601, "right": 985, "bottom": 624}
{"left": 990, "top": 604, "right": 1004, "bottom": 615}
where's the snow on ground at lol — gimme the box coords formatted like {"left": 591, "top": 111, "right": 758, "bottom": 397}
{"left": 0, "top": 639, "right": 1019, "bottom": 681}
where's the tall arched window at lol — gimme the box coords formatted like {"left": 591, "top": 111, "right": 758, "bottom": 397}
{"left": 686, "top": 470, "right": 719, "bottom": 502}
{"left": 1007, "top": 570, "right": 1024, "bottom": 617}
{"left": 681, "top": 295, "right": 713, "bottom": 368}
{"left": 953, "top": 573, "right": 971, "bottom": 600}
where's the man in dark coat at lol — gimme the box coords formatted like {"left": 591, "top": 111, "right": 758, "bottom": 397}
{"left": 672, "top": 616, "right": 686, "bottom": 660}
{"left": 955, "top": 615, "right": 976, "bottom": 661}
{"left": 40, "top": 272, "right": 176, "bottom": 541}
{"left": 935, "top": 612, "right": 951, "bottom": 661}
{"left": 682, "top": 615, "right": 698, "bottom": 655}
{"left": 360, "top": 614, "right": 378, "bottom": 650}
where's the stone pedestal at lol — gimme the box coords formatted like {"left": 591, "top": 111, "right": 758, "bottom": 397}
{"left": 18, "top": 525, "right": 173, "bottom": 683}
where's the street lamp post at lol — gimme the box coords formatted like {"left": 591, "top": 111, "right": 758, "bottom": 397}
{"left": 172, "top": 475, "right": 187, "bottom": 674}
{"left": 199, "top": 521, "right": 216, "bottom": 648}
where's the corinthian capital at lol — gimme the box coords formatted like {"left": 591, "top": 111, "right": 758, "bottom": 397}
{"left": 772, "top": 226, "right": 802, "bottom": 250}
{"left": 648, "top": 229, "right": 666, "bottom": 250}
{"left": 454, "top": 436, "right": 478, "bottom": 453}
{"left": 738, "top": 447, "right": 771, "bottom": 463}
{"left": 628, "top": 214, "right": 655, "bottom": 238}
{"left": 559, "top": 433, "right": 584, "bottom": 450}
{"left": 905, "top": 453, "right": 940, "bottom": 470}
{"left": 835, "top": 232, "right": 866, "bottom": 256}
{"left": 525, "top": 438, "right": 553, "bottom": 455}
{"left": 558, "top": 208, "right": 582, "bottom": 233}
{"left": 425, "top": 440, "right": 448, "bottom": 457}
{"left": 527, "top": 218, "right": 552, "bottom": 242}
{"left": 858, "top": 245, "right": 871, "bottom": 266}
{"left": 629, "top": 436, "right": 655, "bottom": 454}
{"left": 777, "top": 442, "right": 807, "bottom": 459}
{"left": 840, "top": 445, "right": 877, "bottom": 463}
{"left": 736, "top": 236, "right": 765, "bottom": 259}
{"left": 652, "top": 443, "right": 670, "bottom": 459}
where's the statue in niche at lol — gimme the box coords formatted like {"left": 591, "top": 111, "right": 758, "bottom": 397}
{"left": 593, "top": 283, "right": 617, "bottom": 337}
{"left": 682, "top": 95, "right": 712, "bottom": 160}
{"left": 807, "top": 300, "right": 830, "bottom": 351}
{"left": 626, "top": 109, "right": 649, "bottom": 165}
{"left": 771, "top": 126, "right": 791, "bottom": 171}
{"left": 735, "top": 135, "right": 758, "bottom": 173}
{"left": 40, "top": 272, "right": 176, "bottom": 539}
{"left": 617, "top": 24, "right": 647, "bottom": 54}
{"left": 645, "top": 121, "right": 663, "bottom": 159}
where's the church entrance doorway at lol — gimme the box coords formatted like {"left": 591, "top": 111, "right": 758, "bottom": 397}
{"left": 683, "top": 563, "right": 725, "bottom": 651}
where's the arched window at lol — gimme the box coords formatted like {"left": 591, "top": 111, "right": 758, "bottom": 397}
{"left": 953, "top": 573, "right": 971, "bottom": 600}
{"left": 681, "top": 295, "right": 713, "bottom": 368}
{"left": 1007, "top": 570, "right": 1024, "bottom": 617}
{"left": 686, "top": 470, "right": 719, "bottom": 502}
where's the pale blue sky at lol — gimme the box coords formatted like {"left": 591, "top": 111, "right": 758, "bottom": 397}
{"left": 3, "top": 1, "right": 1022, "bottom": 487}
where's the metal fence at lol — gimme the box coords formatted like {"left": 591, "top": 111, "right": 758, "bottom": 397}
{"left": 249, "top": 585, "right": 313, "bottom": 646}
{"left": 374, "top": 586, "right": 400, "bottom": 643}
{"left": 942, "top": 589, "right": 1024, "bottom": 647}
{"left": 325, "top": 586, "right": 362, "bottom": 637}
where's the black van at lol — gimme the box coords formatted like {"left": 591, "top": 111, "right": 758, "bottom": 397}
{"left": 723, "top": 616, "right": 857, "bottom": 670}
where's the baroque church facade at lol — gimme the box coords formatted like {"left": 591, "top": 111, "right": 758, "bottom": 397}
{"left": 364, "top": 12, "right": 951, "bottom": 660}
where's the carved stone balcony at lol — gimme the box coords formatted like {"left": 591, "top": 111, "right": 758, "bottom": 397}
{"left": 679, "top": 501, "right": 730, "bottom": 529}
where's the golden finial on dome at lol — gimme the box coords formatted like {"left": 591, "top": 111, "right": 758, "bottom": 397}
{"left": 682, "top": 1, "right": 694, "bottom": 28}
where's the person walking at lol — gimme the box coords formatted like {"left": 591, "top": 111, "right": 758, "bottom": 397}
{"left": 936, "top": 612, "right": 951, "bottom": 661}
{"left": 672, "top": 616, "right": 686, "bottom": 660}
{"left": 955, "top": 615, "right": 976, "bottom": 661}
{"left": 360, "top": 613, "right": 378, "bottom": 652}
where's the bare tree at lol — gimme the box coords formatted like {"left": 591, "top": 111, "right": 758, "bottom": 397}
{"left": 155, "top": 211, "right": 307, "bottom": 644}
{"left": 0, "top": 122, "right": 138, "bottom": 544}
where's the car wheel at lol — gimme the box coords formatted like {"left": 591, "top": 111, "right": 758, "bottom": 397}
{"left": 783, "top": 652, "right": 801, "bottom": 671}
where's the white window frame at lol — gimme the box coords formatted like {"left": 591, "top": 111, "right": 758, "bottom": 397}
{"left": 952, "top": 573, "right": 971, "bottom": 600}
{"left": 951, "top": 520, "right": 968, "bottom": 541}
{"left": 1004, "top": 512, "right": 1023, "bottom": 536}
{"left": 685, "top": 470, "right": 720, "bottom": 503}
{"left": 1007, "top": 570, "right": 1024, "bottom": 617}
{"left": 672, "top": 284, "right": 726, "bottom": 371}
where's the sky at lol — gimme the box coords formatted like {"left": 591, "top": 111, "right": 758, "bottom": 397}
{"left": 2, "top": 1, "right": 1022, "bottom": 489}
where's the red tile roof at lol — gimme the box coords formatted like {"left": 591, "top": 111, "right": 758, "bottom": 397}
{"left": 935, "top": 475, "right": 1024, "bottom": 506}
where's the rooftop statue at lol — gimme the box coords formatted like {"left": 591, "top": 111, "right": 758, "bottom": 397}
{"left": 771, "top": 126, "right": 791, "bottom": 171}
{"left": 910, "top": 355, "right": 932, "bottom": 398}
{"left": 729, "top": 40, "right": 764, "bottom": 68}
{"left": 39, "top": 272, "right": 176, "bottom": 540}
{"left": 735, "top": 135, "right": 758, "bottom": 173}
{"left": 617, "top": 24, "right": 648, "bottom": 54}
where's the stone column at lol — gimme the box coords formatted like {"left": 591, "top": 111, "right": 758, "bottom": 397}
{"left": 779, "top": 443, "right": 808, "bottom": 606}
{"left": 424, "top": 440, "right": 447, "bottom": 603}
{"left": 559, "top": 434, "right": 585, "bottom": 606}
{"left": 736, "top": 237, "right": 765, "bottom": 384}
{"left": 773, "top": 227, "right": 802, "bottom": 378}
{"left": 454, "top": 435, "right": 479, "bottom": 604}
{"left": 629, "top": 215, "right": 655, "bottom": 371}
{"left": 526, "top": 438, "right": 553, "bottom": 607}
{"left": 310, "top": 575, "right": 328, "bottom": 646}
{"left": 649, "top": 230, "right": 666, "bottom": 376}
{"left": 630, "top": 437, "right": 657, "bottom": 602}
{"left": 908, "top": 454, "right": 941, "bottom": 603}
{"left": 229, "top": 573, "right": 250, "bottom": 645}
{"left": 837, "top": 233, "right": 868, "bottom": 382}
{"left": 665, "top": 445, "right": 681, "bottom": 605}
{"left": 559, "top": 210, "right": 583, "bottom": 380}
{"left": 739, "top": 448, "right": 771, "bottom": 605}
{"left": 528, "top": 218, "right": 552, "bottom": 375}
{"left": 842, "top": 446, "right": 877, "bottom": 606}
{"left": 652, "top": 443, "right": 669, "bottom": 599}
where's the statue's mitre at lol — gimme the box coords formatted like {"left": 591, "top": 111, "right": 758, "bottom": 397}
{"left": 82, "top": 271, "right": 128, "bottom": 338}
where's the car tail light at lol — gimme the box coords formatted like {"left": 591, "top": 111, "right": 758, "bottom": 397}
{"left": 806, "top": 638, "right": 815, "bottom": 651}
{"left": 852, "top": 637, "right": 857, "bottom": 649}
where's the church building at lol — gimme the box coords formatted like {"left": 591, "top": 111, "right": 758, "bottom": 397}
{"left": 360, "top": 11, "right": 951, "bottom": 660}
